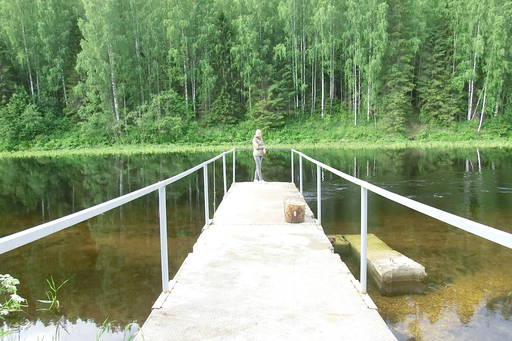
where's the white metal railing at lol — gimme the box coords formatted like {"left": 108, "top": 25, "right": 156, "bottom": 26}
{"left": 3, "top": 147, "right": 512, "bottom": 297}
{"left": 290, "top": 149, "right": 512, "bottom": 293}
{"left": 0, "top": 149, "right": 237, "bottom": 293}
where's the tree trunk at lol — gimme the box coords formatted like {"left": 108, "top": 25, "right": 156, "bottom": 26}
{"left": 156, "top": 64, "right": 162, "bottom": 119}
{"left": 182, "top": 29, "right": 188, "bottom": 108}
{"left": 321, "top": 66, "right": 325, "bottom": 118}
{"left": 467, "top": 23, "right": 479, "bottom": 121}
{"left": 192, "top": 71, "right": 196, "bottom": 114}
{"left": 367, "top": 82, "right": 371, "bottom": 121}
{"left": 36, "top": 70, "right": 40, "bottom": 99}
{"left": 452, "top": 28, "right": 457, "bottom": 75}
{"left": 339, "top": 54, "right": 343, "bottom": 102}
{"left": 292, "top": 20, "right": 299, "bottom": 110}
{"left": 301, "top": 4, "right": 306, "bottom": 112}
{"left": 108, "top": 46, "right": 120, "bottom": 122}
{"left": 311, "top": 45, "right": 315, "bottom": 113}
{"left": 471, "top": 93, "right": 481, "bottom": 120}
{"left": 135, "top": 37, "right": 144, "bottom": 105}
{"left": 20, "top": 21, "right": 35, "bottom": 99}
{"left": 329, "top": 44, "right": 334, "bottom": 107}
{"left": 184, "top": 60, "right": 188, "bottom": 107}
{"left": 353, "top": 65, "right": 357, "bottom": 126}
{"left": 476, "top": 149, "right": 482, "bottom": 173}
{"left": 477, "top": 86, "right": 486, "bottom": 132}
{"left": 358, "top": 67, "right": 361, "bottom": 116}
{"left": 467, "top": 78, "right": 475, "bottom": 120}
{"left": 61, "top": 71, "right": 68, "bottom": 107}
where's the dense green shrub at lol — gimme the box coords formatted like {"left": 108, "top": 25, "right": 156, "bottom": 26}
{"left": 126, "top": 90, "right": 192, "bottom": 143}
{"left": 208, "top": 89, "right": 242, "bottom": 125}
{"left": 0, "top": 91, "right": 53, "bottom": 150}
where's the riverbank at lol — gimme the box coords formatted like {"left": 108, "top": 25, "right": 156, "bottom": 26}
{"left": 1, "top": 139, "right": 511, "bottom": 159}
{"left": 2, "top": 114, "right": 512, "bottom": 159}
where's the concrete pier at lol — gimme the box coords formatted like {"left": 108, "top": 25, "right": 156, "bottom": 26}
{"left": 138, "top": 182, "right": 396, "bottom": 341}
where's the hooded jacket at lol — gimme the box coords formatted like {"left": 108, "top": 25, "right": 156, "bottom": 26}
{"left": 252, "top": 135, "right": 265, "bottom": 157}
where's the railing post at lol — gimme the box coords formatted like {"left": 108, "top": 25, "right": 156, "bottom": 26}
{"left": 158, "top": 187, "right": 170, "bottom": 292}
{"left": 232, "top": 149, "right": 236, "bottom": 184}
{"left": 299, "top": 154, "right": 303, "bottom": 194}
{"left": 291, "top": 150, "right": 294, "bottom": 183}
{"left": 317, "top": 164, "right": 321, "bottom": 224}
{"left": 222, "top": 154, "right": 227, "bottom": 195}
{"left": 360, "top": 187, "right": 368, "bottom": 293}
{"left": 203, "top": 164, "right": 209, "bottom": 225}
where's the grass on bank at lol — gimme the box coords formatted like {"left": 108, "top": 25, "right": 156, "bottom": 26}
{"left": 1, "top": 140, "right": 512, "bottom": 160}
{"left": 1, "top": 115, "right": 511, "bottom": 159}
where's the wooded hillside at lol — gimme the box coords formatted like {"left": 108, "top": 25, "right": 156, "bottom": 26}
{"left": 0, "top": 0, "right": 511, "bottom": 149}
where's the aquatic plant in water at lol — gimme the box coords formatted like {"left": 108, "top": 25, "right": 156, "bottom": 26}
{"left": 95, "top": 319, "right": 142, "bottom": 341}
{"left": 0, "top": 274, "right": 26, "bottom": 319}
{"left": 37, "top": 276, "right": 70, "bottom": 311}
{"left": 122, "top": 323, "right": 142, "bottom": 341}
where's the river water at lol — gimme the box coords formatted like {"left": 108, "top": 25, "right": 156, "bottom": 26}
{"left": 0, "top": 148, "right": 511, "bottom": 340}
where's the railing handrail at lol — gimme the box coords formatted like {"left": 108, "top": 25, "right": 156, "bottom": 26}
{"left": 0, "top": 149, "right": 235, "bottom": 255}
{"left": 3, "top": 146, "right": 511, "bottom": 295}
{"left": 291, "top": 148, "right": 512, "bottom": 249}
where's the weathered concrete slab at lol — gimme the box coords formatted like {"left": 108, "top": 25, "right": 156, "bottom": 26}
{"left": 138, "top": 182, "right": 396, "bottom": 341}
{"left": 212, "top": 182, "right": 316, "bottom": 225}
{"left": 344, "top": 234, "right": 426, "bottom": 295}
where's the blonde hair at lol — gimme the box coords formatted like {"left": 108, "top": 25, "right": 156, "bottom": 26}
{"left": 255, "top": 129, "right": 262, "bottom": 137}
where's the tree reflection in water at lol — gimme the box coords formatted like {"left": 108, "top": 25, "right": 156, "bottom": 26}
{"left": 0, "top": 148, "right": 511, "bottom": 340}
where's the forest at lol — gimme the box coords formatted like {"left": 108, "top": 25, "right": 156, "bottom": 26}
{"left": 0, "top": 0, "right": 511, "bottom": 150}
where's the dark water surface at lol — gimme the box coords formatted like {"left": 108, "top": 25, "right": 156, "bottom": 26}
{"left": 1, "top": 148, "right": 511, "bottom": 340}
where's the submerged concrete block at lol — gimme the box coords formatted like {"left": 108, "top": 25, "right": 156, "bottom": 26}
{"left": 343, "top": 234, "right": 426, "bottom": 295}
{"left": 328, "top": 234, "right": 351, "bottom": 256}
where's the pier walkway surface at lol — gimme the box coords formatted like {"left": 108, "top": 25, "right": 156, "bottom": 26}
{"left": 138, "top": 182, "right": 397, "bottom": 341}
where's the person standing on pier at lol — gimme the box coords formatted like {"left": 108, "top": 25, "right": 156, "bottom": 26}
{"left": 252, "top": 129, "right": 266, "bottom": 182}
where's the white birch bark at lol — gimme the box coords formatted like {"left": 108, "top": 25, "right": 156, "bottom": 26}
{"left": 61, "top": 72, "right": 68, "bottom": 107}
{"left": 329, "top": 43, "right": 334, "bottom": 107}
{"left": 301, "top": 3, "right": 306, "bottom": 112}
{"left": 311, "top": 45, "right": 315, "bottom": 113}
{"left": 107, "top": 46, "right": 120, "bottom": 122}
{"left": 477, "top": 86, "right": 486, "bottom": 132}
{"left": 367, "top": 82, "right": 370, "bottom": 121}
{"left": 476, "top": 149, "right": 482, "bottom": 173}
{"left": 358, "top": 67, "right": 361, "bottom": 115}
{"left": 184, "top": 60, "right": 188, "bottom": 107}
{"left": 467, "top": 23, "right": 480, "bottom": 121}
{"left": 20, "top": 20, "right": 35, "bottom": 99}
{"left": 353, "top": 65, "right": 357, "bottom": 125}
{"left": 321, "top": 68, "right": 325, "bottom": 117}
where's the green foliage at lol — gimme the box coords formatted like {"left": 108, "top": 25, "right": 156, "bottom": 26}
{"left": 208, "top": 88, "right": 241, "bottom": 125}
{"left": 0, "top": 90, "right": 54, "bottom": 149}
{"left": 249, "top": 83, "right": 286, "bottom": 129}
{"left": 417, "top": 4, "right": 462, "bottom": 125}
{"left": 482, "top": 115, "right": 512, "bottom": 137}
{"left": 379, "top": 0, "right": 422, "bottom": 133}
{"left": 0, "top": 0, "right": 511, "bottom": 150}
{"left": 0, "top": 40, "right": 15, "bottom": 102}
{"left": 125, "top": 90, "right": 192, "bottom": 143}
